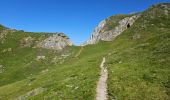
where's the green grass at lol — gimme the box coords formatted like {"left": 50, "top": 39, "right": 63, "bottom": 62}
{"left": 0, "top": 41, "right": 112, "bottom": 99}
{"left": 106, "top": 3, "right": 170, "bottom": 99}
{"left": 0, "top": 30, "right": 68, "bottom": 86}
{"left": 0, "top": 25, "right": 112, "bottom": 99}
{"left": 0, "top": 3, "right": 170, "bottom": 100}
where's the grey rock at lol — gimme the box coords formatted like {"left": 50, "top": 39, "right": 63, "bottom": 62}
{"left": 0, "top": 65, "right": 5, "bottom": 73}
{"left": 36, "top": 55, "right": 45, "bottom": 61}
{"left": 20, "top": 36, "right": 34, "bottom": 47}
{"left": 162, "top": 5, "right": 170, "bottom": 16}
{"left": 0, "top": 29, "right": 17, "bottom": 44}
{"left": 2, "top": 48, "right": 12, "bottom": 53}
{"left": 37, "top": 33, "right": 73, "bottom": 50}
{"left": 0, "top": 30, "right": 8, "bottom": 40}
{"left": 133, "top": 33, "right": 141, "bottom": 40}
{"left": 16, "top": 87, "right": 46, "bottom": 100}
{"left": 84, "top": 14, "right": 140, "bottom": 45}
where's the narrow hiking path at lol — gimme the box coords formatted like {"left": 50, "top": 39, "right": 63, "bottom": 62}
{"left": 75, "top": 46, "right": 84, "bottom": 57}
{"left": 96, "top": 57, "right": 108, "bottom": 100}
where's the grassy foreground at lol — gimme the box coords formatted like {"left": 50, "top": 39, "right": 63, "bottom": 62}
{"left": 106, "top": 3, "right": 170, "bottom": 99}
{"left": 0, "top": 31, "right": 112, "bottom": 99}
{"left": 0, "top": 3, "right": 170, "bottom": 100}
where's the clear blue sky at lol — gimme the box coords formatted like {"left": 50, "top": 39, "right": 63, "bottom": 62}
{"left": 0, "top": 0, "right": 169, "bottom": 45}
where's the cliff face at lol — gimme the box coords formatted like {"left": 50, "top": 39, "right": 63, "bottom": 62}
{"left": 37, "top": 33, "right": 73, "bottom": 50}
{"left": 84, "top": 14, "right": 140, "bottom": 45}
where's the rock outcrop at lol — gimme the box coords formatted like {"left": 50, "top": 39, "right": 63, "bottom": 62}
{"left": 16, "top": 87, "right": 46, "bottom": 100}
{"left": 20, "top": 36, "right": 35, "bottom": 47}
{"left": 37, "top": 33, "right": 73, "bottom": 50}
{"left": 0, "top": 24, "right": 73, "bottom": 51}
{"left": 84, "top": 14, "right": 140, "bottom": 45}
{"left": 0, "top": 28, "right": 17, "bottom": 44}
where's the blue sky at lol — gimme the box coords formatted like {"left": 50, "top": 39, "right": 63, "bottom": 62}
{"left": 0, "top": 0, "right": 169, "bottom": 45}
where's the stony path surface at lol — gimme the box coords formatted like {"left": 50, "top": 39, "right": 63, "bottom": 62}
{"left": 96, "top": 57, "right": 108, "bottom": 100}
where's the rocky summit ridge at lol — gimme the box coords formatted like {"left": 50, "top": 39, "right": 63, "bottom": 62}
{"left": 84, "top": 14, "right": 140, "bottom": 45}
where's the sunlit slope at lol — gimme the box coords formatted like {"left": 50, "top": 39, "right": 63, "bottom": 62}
{"left": 106, "top": 3, "right": 170, "bottom": 100}
{"left": 0, "top": 3, "right": 169, "bottom": 100}
{"left": 0, "top": 25, "right": 75, "bottom": 87}
{"left": 0, "top": 25, "right": 112, "bottom": 99}
{"left": 0, "top": 41, "right": 114, "bottom": 99}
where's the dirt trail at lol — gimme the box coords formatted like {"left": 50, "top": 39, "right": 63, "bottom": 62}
{"left": 96, "top": 57, "right": 108, "bottom": 100}
{"left": 75, "top": 46, "right": 84, "bottom": 57}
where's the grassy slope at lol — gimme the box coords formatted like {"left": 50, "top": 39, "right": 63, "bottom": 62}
{"left": 106, "top": 3, "right": 170, "bottom": 100}
{"left": 0, "top": 25, "right": 112, "bottom": 99}
{"left": 0, "top": 3, "right": 169, "bottom": 100}
{"left": 0, "top": 29, "right": 76, "bottom": 86}
{"left": 0, "top": 41, "right": 113, "bottom": 99}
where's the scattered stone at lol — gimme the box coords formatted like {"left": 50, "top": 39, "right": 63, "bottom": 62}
{"left": 61, "top": 54, "right": 70, "bottom": 58}
{"left": 52, "top": 53, "right": 71, "bottom": 64}
{"left": 16, "top": 87, "right": 46, "bottom": 100}
{"left": 0, "top": 30, "right": 8, "bottom": 39}
{"left": 20, "top": 36, "right": 34, "bottom": 47}
{"left": 2, "top": 48, "right": 12, "bottom": 53}
{"left": 66, "top": 85, "right": 73, "bottom": 88}
{"left": 75, "top": 86, "right": 79, "bottom": 90}
{"left": 2, "top": 49, "right": 7, "bottom": 53}
{"left": 161, "top": 4, "right": 170, "bottom": 16}
{"left": 0, "top": 29, "right": 17, "bottom": 43}
{"left": 0, "top": 65, "right": 5, "bottom": 73}
{"left": 133, "top": 34, "right": 141, "bottom": 40}
{"left": 36, "top": 55, "right": 45, "bottom": 61}
{"left": 108, "top": 53, "right": 112, "bottom": 56}
{"left": 41, "top": 69, "right": 49, "bottom": 73}
{"left": 7, "top": 48, "right": 12, "bottom": 52}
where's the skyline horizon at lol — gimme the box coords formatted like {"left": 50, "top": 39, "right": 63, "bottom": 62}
{"left": 0, "top": 0, "right": 169, "bottom": 45}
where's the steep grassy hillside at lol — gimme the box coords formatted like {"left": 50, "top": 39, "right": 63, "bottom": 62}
{"left": 0, "top": 40, "right": 112, "bottom": 99}
{"left": 106, "top": 3, "right": 170, "bottom": 99}
{"left": 0, "top": 3, "right": 169, "bottom": 100}
{"left": 0, "top": 25, "right": 110, "bottom": 99}
{"left": 0, "top": 26, "right": 75, "bottom": 87}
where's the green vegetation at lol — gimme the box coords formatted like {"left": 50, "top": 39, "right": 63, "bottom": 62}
{"left": 106, "top": 3, "right": 170, "bottom": 99}
{"left": 0, "top": 30, "right": 55, "bottom": 86}
{"left": 0, "top": 25, "right": 111, "bottom": 99}
{"left": 0, "top": 36, "right": 111, "bottom": 99}
{"left": 0, "top": 3, "right": 170, "bottom": 100}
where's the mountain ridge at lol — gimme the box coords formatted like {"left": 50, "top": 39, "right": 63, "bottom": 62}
{"left": 84, "top": 14, "right": 140, "bottom": 45}
{"left": 0, "top": 25, "right": 73, "bottom": 50}
{"left": 0, "top": 2, "right": 170, "bottom": 100}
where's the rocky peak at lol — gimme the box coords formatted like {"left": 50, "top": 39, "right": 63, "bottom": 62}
{"left": 84, "top": 14, "right": 140, "bottom": 45}
{"left": 37, "top": 33, "right": 73, "bottom": 50}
